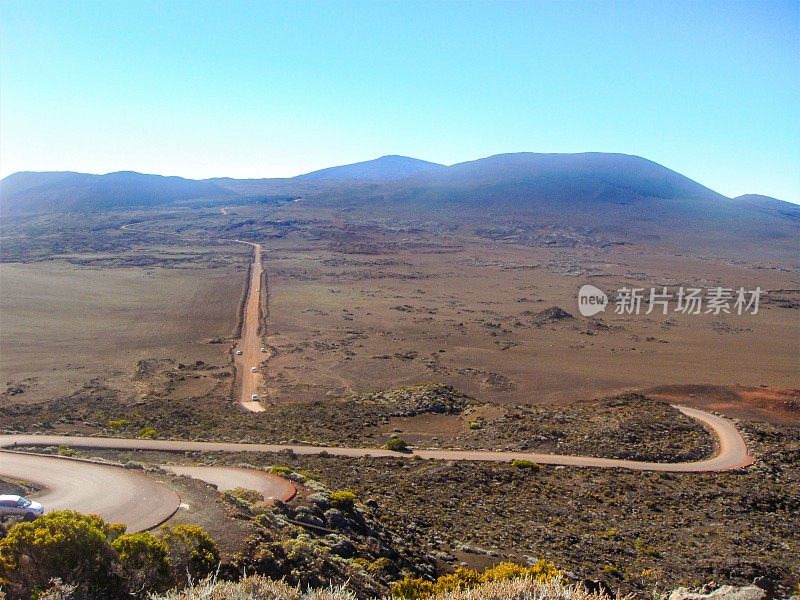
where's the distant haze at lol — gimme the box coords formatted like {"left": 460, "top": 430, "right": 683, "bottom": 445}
{"left": 2, "top": 152, "right": 798, "bottom": 263}
{"left": 0, "top": 2, "right": 797, "bottom": 201}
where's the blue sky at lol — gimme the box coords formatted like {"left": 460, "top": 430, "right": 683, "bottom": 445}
{"left": 1, "top": 0, "right": 798, "bottom": 201}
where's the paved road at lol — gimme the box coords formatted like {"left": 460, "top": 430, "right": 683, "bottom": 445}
{"left": 0, "top": 405, "right": 754, "bottom": 472}
{"left": 233, "top": 241, "right": 266, "bottom": 412}
{"left": 165, "top": 465, "right": 296, "bottom": 502}
{"left": 0, "top": 453, "right": 180, "bottom": 532}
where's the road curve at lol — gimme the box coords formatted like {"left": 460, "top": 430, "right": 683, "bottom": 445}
{"left": 0, "top": 453, "right": 180, "bottom": 532}
{"left": 0, "top": 405, "right": 754, "bottom": 472}
{"left": 165, "top": 466, "right": 296, "bottom": 502}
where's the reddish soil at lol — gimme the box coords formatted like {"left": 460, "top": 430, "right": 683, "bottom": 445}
{"left": 645, "top": 383, "right": 800, "bottom": 425}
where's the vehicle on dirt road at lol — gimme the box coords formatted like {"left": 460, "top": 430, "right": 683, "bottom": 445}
{"left": 251, "top": 366, "right": 257, "bottom": 372}
{"left": 0, "top": 494, "right": 44, "bottom": 521}
{"left": 251, "top": 394, "right": 259, "bottom": 400}
{"left": 235, "top": 349, "right": 242, "bottom": 355}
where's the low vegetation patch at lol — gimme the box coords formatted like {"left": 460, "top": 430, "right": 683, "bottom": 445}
{"left": 0, "top": 511, "right": 219, "bottom": 599}
{"left": 149, "top": 570, "right": 598, "bottom": 600}
{"left": 392, "top": 560, "right": 562, "bottom": 598}
{"left": 225, "top": 486, "right": 265, "bottom": 507}
{"left": 138, "top": 426, "right": 158, "bottom": 439}
{"left": 106, "top": 418, "right": 131, "bottom": 431}
{"left": 385, "top": 437, "right": 410, "bottom": 452}
{"left": 329, "top": 490, "right": 358, "bottom": 510}
{"left": 511, "top": 459, "right": 541, "bottom": 470}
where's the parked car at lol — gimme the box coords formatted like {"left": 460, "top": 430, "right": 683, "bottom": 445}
{"left": 0, "top": 495, "right": 44, "bottom": 521}
{"left": 260, "top": 347, "right": 267, "bottom": 353}
{"left": 251, "top": 366, "right": 257, "bottom": 372}
{"left": 235, "top": 350, "right": 243, "bottom": 355}
{"left": 251, "top": 394, "right": 259, "bottom": 400}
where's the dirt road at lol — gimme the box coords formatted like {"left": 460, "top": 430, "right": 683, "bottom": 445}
{"left": 165, "top": 466, "right": 296, "bottom": 502}
{"left": 234, "top": 241, "right": 266, "bottom": 412}
{"left": 0, "top": 454, "right": 296, "bottom": 531}
{"left": 117, "top": 219, "right": 265, "bottom": 412}
{"left": 0, "top": 404, "right": 752, "bottom": 529}
{"left": 0, "top": 453, "right": 180, "bottom": 531}
{"left": 0, "top": 405, "right": 754, "bottom": 472}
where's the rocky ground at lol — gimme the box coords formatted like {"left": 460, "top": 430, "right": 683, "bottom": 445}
{"left": 223, "top": 420, "right": 798, "bottom": 596}
{"left": 0, "top": 384, "right": 713, "bottom": 463}
{"left": 49, "top": 416, "right": 798, "bottom": 598}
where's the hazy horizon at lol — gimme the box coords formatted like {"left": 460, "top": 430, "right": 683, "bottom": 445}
{"left": 1, "top": 1, "right": 798, "bottom": 202}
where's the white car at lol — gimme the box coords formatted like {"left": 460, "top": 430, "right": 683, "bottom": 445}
{"left": 260, "top": 347, "right": 267, "bottom": 353}
{"left": 235, "top": 350, "right": 243, "bottom": 355}
{"left": 0, "top": 495, "right": 44, "bottom": 521}
{"left": 251, "top": 394, "right": 259, "bottom": 400}
{"left": 251, "top": 366, "right": 257, "bottom": 372}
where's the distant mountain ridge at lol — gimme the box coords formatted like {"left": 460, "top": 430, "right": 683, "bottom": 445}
{"left": 1, "top": 171, "right": 225, "bottom": 214}
{"left": 387, "top": 152, "right": 727, "bottom": 207}
{"left": 1, "top": 153, "right": 798, "bottom": 261}
{"left": 295, "top": 155, "right": 444, "bottom": 181}
{"left": 732, "top": 194, "right": 800, "bottom": 220}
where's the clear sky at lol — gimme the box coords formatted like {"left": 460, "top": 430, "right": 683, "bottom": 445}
{"left": 1, "top": 0, "right": 798, "bottom": 201}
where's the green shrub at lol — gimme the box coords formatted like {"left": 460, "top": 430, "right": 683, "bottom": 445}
{"left": 270, "top": 465, "right": 293, "bottom": 476}
{"left": 226, "top": 487, "right": 264, "bottom": 506}
{"left": 160, "top": 524, "right": 220, "bottom": 581}
{"left": 368, "top": 556, "right": 393, "bottom": 572}
{"left": 634, "top": 537, "right": 662, "bottom": 558}
{"left": 138, "top": 426, "right": 158, "bottom": 439}
{"left": 0, "top": 511, "right": 221, "bottom": 597}
{"left": 599, "top": 527, "right": 619, "bottom": 540}
{"left": 511, "top": 459, "right": 541, "bottom": 471}
{"left": 391, "top": 560, "right": 562, "bottom": 599}
{"left": 601, "top": 564, "right": 623, "bottom": 578}
{"left": 482, "top": 560, "right": 561, "bottom": 582}
{"left": 433, "top": 567, "right": 481, "bottom": 593}
{"left": 385, "top": 437, "right": 410, "bottom": 452}
{"left": 329, "top": 490, "right": 358, "bottom": 511}
{"left": 392, "top": 560, "right": 563, "bottom": 600}
{"left": 391, "top": 576, "right": 435, "bottom": 599}
{"left": 106, "top": 418, "right": 131, "bottom": 431}
{"left": 57, "top": 445, "right": 77, "bottom": 457}
{"left": 0, "top": 510, "right": 124, "bottom": 597}
{"left": 112, "top": 531, "right": 170, "bottom": 593}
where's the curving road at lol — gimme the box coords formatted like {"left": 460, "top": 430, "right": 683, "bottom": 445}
{"left": 0, "top": 454, "right": 297, "bottom": 532}
{"left": 0, "top": 404, "right": 753, "bottom": 530}
{"left": 165, "top": 465, "right": 296, "bottom": 502}
{"left": 0, "top": 405, "right": 754, "bottom": 472}
{"left": 0, "top": 453, "right": 180, "bottom": 532}
{"left": 38, "top": 221, "right": 751, "bottom": 530}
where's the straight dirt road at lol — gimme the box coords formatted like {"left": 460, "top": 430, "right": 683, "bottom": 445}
{"left": 235, "top": 241, "right": 266, "bottom": 412}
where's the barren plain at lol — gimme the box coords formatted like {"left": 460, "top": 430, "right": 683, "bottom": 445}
{"left": 0, "top": 198, "right": 798, "bottom": 594}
